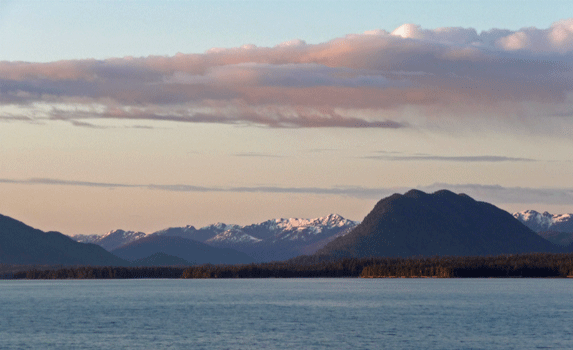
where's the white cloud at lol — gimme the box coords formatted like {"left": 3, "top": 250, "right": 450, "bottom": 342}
{"left": 496, "top": 19, "right": 573, "bottom": 53}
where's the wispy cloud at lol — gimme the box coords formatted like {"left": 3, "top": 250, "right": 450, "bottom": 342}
{"left": 0, "top": 178, "right": 138, "bottom": 188}
{"left": 2, "top": 177, "right": 572, "bottom": 205}
{"left": 0, "top": 19, "right": 572, "bottom": 130}
{"left": 306, "top": 148, "right": 340, "bottom": 153}
{"left": 363, "top": 154, "right": 538, "bottom": 162}
{"left": 421, "top": 183, "right": 573, "bottom": 206}
{"left": 233, "top": 152, "right": 285, "bottom": 158}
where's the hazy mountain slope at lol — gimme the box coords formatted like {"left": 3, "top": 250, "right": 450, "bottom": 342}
{"left": 297, "top": 226, "right": 356, "bottom": 256}
{"left": 536, "top": 231, "right": 573, "bottom": 247}
{"left": 111, "top": 235, "right": 253, "bottom": 265}
{"left": 0, "top": 214, "right": 128, "bottom": 266}
{"left": 316, "top": 190, "right": 562, "bottom": 259}
{"left": 130, "top": 252, "right": 192, "bottom": 267}
{"left": 70, "top": 234, "right": 100, "bottom": 244}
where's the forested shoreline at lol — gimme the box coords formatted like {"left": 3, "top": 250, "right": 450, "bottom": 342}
{"left": 1, "top": 266, "right": 186, "bottom": 279}
{"left": 3, "top": 253, "right": 573, "bottom": 279}
{"left": 359, "top": 253, "right": 573, "bottom": 278}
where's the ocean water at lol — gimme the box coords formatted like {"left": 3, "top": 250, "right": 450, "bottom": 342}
{"left": 1, "top": 278, "right": 572, "bottom": 349}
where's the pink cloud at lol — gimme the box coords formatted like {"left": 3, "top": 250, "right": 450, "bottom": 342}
{"left": 0, "top": 19, "right": 572, "bottom": 129}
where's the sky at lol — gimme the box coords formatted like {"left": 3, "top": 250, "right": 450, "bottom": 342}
{"left": 1, "top": 0, "right": 572, "bottom": 235}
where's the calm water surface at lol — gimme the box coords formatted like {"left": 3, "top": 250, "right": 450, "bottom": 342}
{"left": 1, "top": 278, "right": 572, "bottom": 349}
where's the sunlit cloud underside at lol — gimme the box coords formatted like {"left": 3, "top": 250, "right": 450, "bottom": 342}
{"left": 0, "top": 20, "right": 572, "bottom": 132}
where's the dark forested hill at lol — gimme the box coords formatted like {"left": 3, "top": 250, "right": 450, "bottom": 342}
{"left": 316, "top": 189, "right": 562, "bottom": 259}
{"left": 0, "top": 214, "right": 128, "bottom": 266}
{"left": 111, "top": 235, "right": 253, "bottom": 265}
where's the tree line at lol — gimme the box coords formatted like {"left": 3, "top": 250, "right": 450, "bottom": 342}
{"left": 2, "top": 266, "right": 186, "bottom": 279}
{"left": 359, "top": 253, "right": 573, "bottom": 278}
{"left": 182, "top": 253, "right": 573, "bottom": 278}
{"left": 3, "top": 253, "right": 573, "bottom": 279}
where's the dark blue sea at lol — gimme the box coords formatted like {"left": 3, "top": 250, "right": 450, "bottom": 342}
{"left": 1, "top": 278, "right": 572, "bottom": 349}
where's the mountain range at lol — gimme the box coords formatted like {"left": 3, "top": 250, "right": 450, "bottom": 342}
{"left": 4, "top": 189, "right": 572, "bottom": 268}
{"left": 72, "top": 214, "right": 359, "bottom": 262}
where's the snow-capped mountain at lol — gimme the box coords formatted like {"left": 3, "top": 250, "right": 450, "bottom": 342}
{"left": 153, "top": 223, "right": 242, "bottom": 242}
{"left": 242, "top": 214, "right": 355, "bottom": 242}
{"left": 154, "top": 214, "right": 357, "bottom": 244}
{"left": 71, "top": 229, "right": 148, "bottom": 251}
{"left": 156, "top": 214, "right": 359, "bottom": 261}
{"left": 70, "top": 214, "right": 359, "bottom": 261}
{"left": 201, "top": 214, "right": 356, "bottom": 246}
{"left": 513, "top": 210, "right": 573, "bottom": 233}
{"left": 513, "top": 210, "right": 573, "bottom": 247}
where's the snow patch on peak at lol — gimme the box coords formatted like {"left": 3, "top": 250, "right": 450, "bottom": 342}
{"left": 206, "top": 229, "right": 262, "bottom": 244}
{"left": 513, "top": 210, "right": 573, "bottom": 233}
{"left": 102, "top": 229, "right": 148, "bottom": 239}
{"left": 314, "top": 213, "right": 357, "bottom": 227}
{"left": 265, "top": 214, "right": 356, "bottom": 231}
{"left": 259, "top": 214, "right": 359, "bottom": 241}
{"left": 154, "top": 225, "right": 197, "bottom": 236}
{"left": 69, "top": 234, "right": 100, "bottom": 244}
{"left": 200, "top": 222, "right": 241, "bottom": 232}
{"left": 555, "top": 213, "right": 573, "bottom": 222}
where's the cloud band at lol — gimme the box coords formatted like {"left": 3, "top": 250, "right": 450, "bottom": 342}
{"left": 1, "top": 177, "right": 572, "bottom": 205}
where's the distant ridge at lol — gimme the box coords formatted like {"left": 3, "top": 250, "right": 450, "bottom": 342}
{"left": 315, "top": 189, "right": 562, "bottom": 259}
{"left": 0, "top": 214, "right": 128, "bottom": 266}
{"left": 153, "top": 214, "right": 358, "bottom": 262}
{"left": 73, "top": 214, "right": 359, "bottom": 262}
